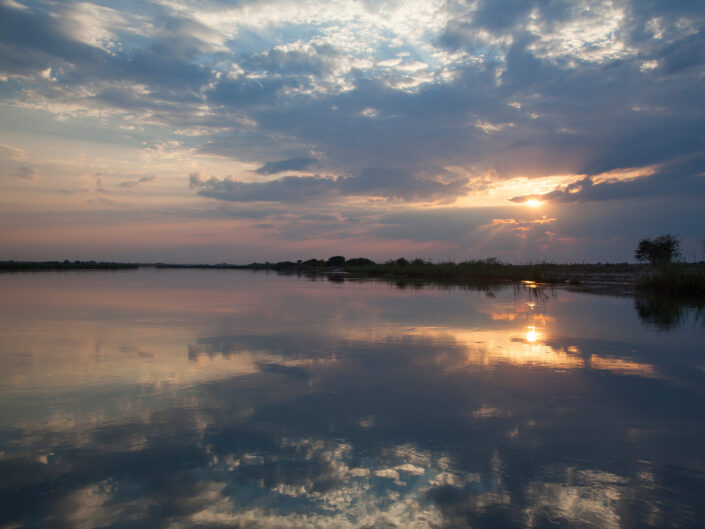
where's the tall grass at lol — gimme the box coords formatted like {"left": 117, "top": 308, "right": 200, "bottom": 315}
{"left": 637, "top": 264, "right": 705, "bottom": 296}
{"left": 344, "top": 258, "right": 638, "bottom": 284}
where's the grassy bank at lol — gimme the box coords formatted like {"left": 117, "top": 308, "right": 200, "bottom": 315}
{"left": 4, "top": 258, "right": 705, "bottom": 297}
{"left": 343, "top": 258, "right": 642, "bottom": 286}
{"left": 636, "top": 264, "right": 705, "bottom": 297}
{"left": 345, "top": 259, "right": 705, "bottom": 297}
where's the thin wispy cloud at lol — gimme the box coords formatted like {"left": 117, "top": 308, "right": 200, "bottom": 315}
{"left": 11, "top": 165, "right": 38, "bottom": 181}
{"left": 119, "top": 175, "right": 157, "bottom": 188}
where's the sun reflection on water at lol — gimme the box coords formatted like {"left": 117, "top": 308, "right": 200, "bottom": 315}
{"left": 526, "top": 326, "right": 539, "bottom": 343}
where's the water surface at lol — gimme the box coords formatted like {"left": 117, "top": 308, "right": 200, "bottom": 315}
{"left": 1, "top": 269, "right": 704, "bottom": 528}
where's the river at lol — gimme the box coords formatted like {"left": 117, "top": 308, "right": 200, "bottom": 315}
{"left": 1, "top": 269, "right": 703, "bottom": 528}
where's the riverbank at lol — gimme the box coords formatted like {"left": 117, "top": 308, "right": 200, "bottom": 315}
{"left": 3, "top": 259, "right": 704, "bottom": 296}
{"left": 0, "top": 260, "right": 138, "bottom": 271}
{"left": 155, "top": 258, "right": 705, "bottom": 297}
{"left": 637, "top": 264, "right": 705, "bottom": 297}
{"left": 343, "top": 259, "right": 642, "bottom": 285}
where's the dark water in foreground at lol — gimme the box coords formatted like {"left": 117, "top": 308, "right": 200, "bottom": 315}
{"left": 1, "top": 269, "right": 704, "bottom": 529}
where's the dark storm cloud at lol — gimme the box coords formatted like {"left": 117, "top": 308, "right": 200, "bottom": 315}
{"left": 255, "top": 157, "right": 318, "bottom": 175}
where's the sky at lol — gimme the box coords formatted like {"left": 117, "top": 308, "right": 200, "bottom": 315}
{"left": 1, "top": 0, "right": 704, "bottom": 263}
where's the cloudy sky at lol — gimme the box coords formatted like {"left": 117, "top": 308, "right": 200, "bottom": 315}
{"left": 1, "top": 0, "right": 704, "bottom": 263}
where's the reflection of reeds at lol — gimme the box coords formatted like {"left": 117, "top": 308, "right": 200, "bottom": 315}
{"left": 633, "top": 265, "right": 705, "bottom": 329}
{"left": 634, "top": 292, "right": 704, "bottom": 330}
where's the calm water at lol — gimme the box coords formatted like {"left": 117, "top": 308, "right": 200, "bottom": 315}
{"left": 1, "top": 269, "right": 704, "bottom": 529}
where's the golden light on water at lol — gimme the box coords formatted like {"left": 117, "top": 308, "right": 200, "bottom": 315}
{"left": 526, "top": 326, "right": 539, "bottom": 343}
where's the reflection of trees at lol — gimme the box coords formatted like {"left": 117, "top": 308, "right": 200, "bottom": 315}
{"left": 634, "top": 294, "right": 704, "bottom": 330}
{"left": 512, "top": 283, "right": 555, "bottom": 303}
{"left": 379, "top": 278, "right": 557, "bottom": 303}
{"left": 272, "top": 273, "right": 562, "bottom": 301}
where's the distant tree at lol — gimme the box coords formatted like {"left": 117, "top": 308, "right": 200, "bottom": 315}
{"left": 635, "top": 234, "right": 681, "bottom": 265}
{"left": 346, "top": 257, "right": 375, "bottom": 266}
{"left": 395, "top": 257, "right": 409, "bottom": 267}
{"left": 326, "top": 255, "right": 346, "bottom": 267}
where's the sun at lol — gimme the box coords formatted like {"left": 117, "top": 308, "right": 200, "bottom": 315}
{"left": 525, "top": 199, "right": 543, "bottom": 208}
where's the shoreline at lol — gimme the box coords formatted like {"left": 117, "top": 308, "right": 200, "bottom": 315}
{"left": 2, "top": 260, "right": 704, "bottom": 297}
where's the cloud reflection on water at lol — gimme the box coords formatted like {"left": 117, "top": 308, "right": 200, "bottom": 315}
{"left": 0, "top": 270, "right": 704, "bottom": 528}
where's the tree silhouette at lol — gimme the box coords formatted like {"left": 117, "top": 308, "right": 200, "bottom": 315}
{"left": 346, "top": 257, "right": 375, "bottom": 266}
{"left": 326, "top": 255, "right": 346, "bottom": 267}
{"left": 635, "top": 234, "right": 681, "bottom": 265}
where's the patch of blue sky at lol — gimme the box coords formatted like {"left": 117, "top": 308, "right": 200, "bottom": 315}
{"left": 267, "top": 23, "right": 324, "bottom": 48}
{"left": 0, "top": 78, "right": 24, "bottom": 100}
{"left": 109, "top": 31, "right": 156, "bottom": 54}
{"left": 224, "top": 27, "right": 281, "bottom": 57}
